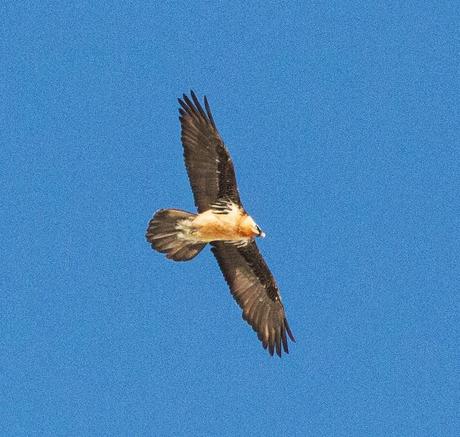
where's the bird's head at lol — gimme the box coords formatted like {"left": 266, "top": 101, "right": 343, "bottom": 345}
{"left": 241, "top": 215, "right": 265, "bottom": 238}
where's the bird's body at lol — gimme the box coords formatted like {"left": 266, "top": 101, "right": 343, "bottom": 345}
{"left": 188, "top": 202, "right": 259, "bottom": 242}
{"left": 146, "top": 91, "right": 294, "bottom": 356}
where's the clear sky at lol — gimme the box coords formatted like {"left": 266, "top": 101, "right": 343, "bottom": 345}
{"left": 1, "top": 2, "right": 458, "bottom": 436}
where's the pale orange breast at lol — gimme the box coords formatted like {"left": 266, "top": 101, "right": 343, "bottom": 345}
{"left": 197, "top": 221, "right": 241, "bottom": 241}
{"left": 191, "top": 208, "right": 254, "bottom": 242}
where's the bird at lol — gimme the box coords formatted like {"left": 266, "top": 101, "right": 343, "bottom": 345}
{"left": 146, "top": 91, "right": 295, "bottom": 356}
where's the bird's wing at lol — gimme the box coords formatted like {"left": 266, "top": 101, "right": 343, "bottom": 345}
{"left": 211, "top": 241, "right": 295, "bottom": 356}
{"left": 178, "top": 91, "right": 241, "bottom": 213}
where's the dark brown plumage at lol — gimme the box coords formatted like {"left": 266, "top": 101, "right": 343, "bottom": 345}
{"left": 211, "top": 241, "right": 295, "bottom": 356}
{"left": 178, "top": 92, "right": 241, "bottom": 212}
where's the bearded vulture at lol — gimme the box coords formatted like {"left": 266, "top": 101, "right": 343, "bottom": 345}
{"left": 146, "top": 91, "right": 295, "bottom": 356}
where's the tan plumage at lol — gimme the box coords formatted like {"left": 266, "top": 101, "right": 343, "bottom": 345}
{"left": 146, "top": 91, "right": 295, "bottom": 356}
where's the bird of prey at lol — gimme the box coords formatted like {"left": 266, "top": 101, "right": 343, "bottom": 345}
{"left": 146, "top": 91, "right": 295, "bottom": 356}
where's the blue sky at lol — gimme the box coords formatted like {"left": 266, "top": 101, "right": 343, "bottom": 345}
{"left": 1, "top": 2, "right": 458, "bottom": 436}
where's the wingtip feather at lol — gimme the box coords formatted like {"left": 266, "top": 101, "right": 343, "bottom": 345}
{"left": 204, "top": 95, "right": 216, "bottom": 129}
{"left": 285, "top": 318, "right": 295, "bottom": 342}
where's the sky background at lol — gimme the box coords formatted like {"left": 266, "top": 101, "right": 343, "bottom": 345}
{"left": 1, "top": 2, "right": 458, "bottom": 436}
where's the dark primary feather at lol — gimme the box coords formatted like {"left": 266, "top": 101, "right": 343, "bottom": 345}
{"left": 211, "top": 241, "right": 295, "bottom": 357}
{"left": 178, "top": 91, "right": 241, "bottom": 212}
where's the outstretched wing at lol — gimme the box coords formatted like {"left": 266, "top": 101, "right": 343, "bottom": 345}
{"left": 211, "top": 241, "right": 295, "bottom": 357}
{"left": 178, "top": 91, "right": 241, "bottom": 212}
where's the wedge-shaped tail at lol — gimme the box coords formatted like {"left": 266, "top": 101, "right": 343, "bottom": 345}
{"left": 146, "top": 209, "right": 206, "bottom": 261}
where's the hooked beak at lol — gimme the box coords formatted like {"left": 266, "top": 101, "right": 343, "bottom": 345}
{"left": 255, "top": 224, "right": 265, "bottom": 238}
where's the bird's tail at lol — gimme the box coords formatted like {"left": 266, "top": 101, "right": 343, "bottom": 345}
{"left": 146, "top": 209, "right": 206, "bottom": 261}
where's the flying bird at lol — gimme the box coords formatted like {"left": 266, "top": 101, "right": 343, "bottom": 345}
{"left": 146, "top": 91, "right": 295, "bottom": 356}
